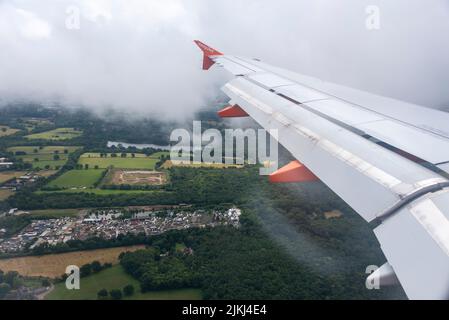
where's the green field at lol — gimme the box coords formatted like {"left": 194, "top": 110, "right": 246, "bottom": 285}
{"left": 78, "top": 153, "right": 158, "bottom": 169}
{"left": 46, "top": 169, "right": 105, "bottom": 189}
{"left": 7, "top": 146, "right": 81, "bottom": 170}
{"left": 28, "top": 209, "right": 81, "bottom": 218}
{"left": 0, "top": 125, "right": 20, "bottom": 137}
{"left": 22, "top": 118, "right": 53, "bottom": 131}
{"left": 81, "top": 152, "right": 150, "bottom": 158}
{"left": 175, "top": 243, "right": 187, "bottom": 252}
{"left": 25, "top": 128, "right": 83, "bottom": 140}
{"left": 149, "top": 151, "right": 170, "bottom": 158}
{"left": 46, "top": 265, "right": 202, "bottom": 300}
{"left": 7, "top": 146, "right": 80, "bottom": 154}
{"left": 37, "top": 189, "right": 168, "bottom": 195}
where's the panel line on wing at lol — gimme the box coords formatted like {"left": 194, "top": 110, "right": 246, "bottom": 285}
{"left": 242, "top": 57, "right": 449, "bottom": 141}
{"left": 410, "top": 198, "right": 449, "bottom": 257}
{"left": 292, "top": 123, "right": 404, "bottom": 190}
{"left": 242, "top": 75, "right": 449, "bottom": 178}
{"left": 220, "top": 56, "right": 259, "bottom": 73}
{"left": 225, "top": 82, "right": 408, "bottom": 192}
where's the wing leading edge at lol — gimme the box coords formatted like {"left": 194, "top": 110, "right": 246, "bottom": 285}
{"left": 195, "top": 40, "right": 449, "bottom": 300}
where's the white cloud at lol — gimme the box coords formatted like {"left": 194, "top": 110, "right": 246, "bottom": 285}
{"left": 0, "top": 0, "right": 448, "bottom": 119}
{"left": 15, "top": 8, "right": 51, "bottom": 39}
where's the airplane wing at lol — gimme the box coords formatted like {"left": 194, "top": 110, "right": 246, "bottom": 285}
{"left": 194, "top": 40, "right": 449, "bottom": 300}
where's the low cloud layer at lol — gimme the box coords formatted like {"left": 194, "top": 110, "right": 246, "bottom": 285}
{"left": 1, "top": 0, "right": 448, "bottom": 119}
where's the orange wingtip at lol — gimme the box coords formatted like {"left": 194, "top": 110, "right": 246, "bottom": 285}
{"left": 218, "top": 105, "right": 249, "bottom": 118}
{"left": 194, "top": 40, "right": 223, "bottom": 56}
{"left": 269, "top": 160, "right": 319, "bottom": 183}
{"left": 202, "top": 55, "right": 215, "bottom": 70}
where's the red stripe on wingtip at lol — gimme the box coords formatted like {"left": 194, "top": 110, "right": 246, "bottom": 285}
{"left": 194, "top": 40, "right": 223, "bottom": 56}
{"left": 218, "top": 105, "right": 249, "bottom": 118}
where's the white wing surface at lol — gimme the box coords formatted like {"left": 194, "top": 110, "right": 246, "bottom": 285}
{"left": 195, "top": 40, "right": 449, "bottom": 299}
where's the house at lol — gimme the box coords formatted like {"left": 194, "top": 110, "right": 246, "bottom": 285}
{"left": 0, "top": 162, "right": 13, "bottom": 169}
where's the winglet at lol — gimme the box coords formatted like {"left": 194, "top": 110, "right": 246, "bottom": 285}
{"left": 194, "top": 40, "right": 223, "bottom": 70}
{"left": 194, "top": 40, "right": 223, "bottom": 56}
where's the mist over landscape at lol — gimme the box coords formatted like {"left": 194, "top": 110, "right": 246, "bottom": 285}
{"left": 1, "top": 0, "right": 449, "bottom": 119}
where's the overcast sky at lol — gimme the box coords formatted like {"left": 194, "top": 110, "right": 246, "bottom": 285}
{"left": 0, "top": 0, "right": 448, "bottom": 119}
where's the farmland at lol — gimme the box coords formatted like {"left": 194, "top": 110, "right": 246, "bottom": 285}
{"left": 0, "top": 170, "right": 57, "bottom": 184}
{"left": 28, "top": 209, "right": 81, "bottom": 218}
{"left": 0, "top": 171, "right": 28, "bottom": 184}
{"left": 161, "top": 160, "right": 244, "bottom": 169}
{"left": 103, "top": 169, "right": 167, "bottom": 186}
{"left": 7, "top": 146, "right": 81, "bottom": 170}
{"left": 7, "top": 146, "right": 80, "bottom": 154}
{"left": 22, "top": 118, "right": 53, "bottom": 131}
{"left": 34, "top": 170, "right": 58, "bottom": 178}
{"left": 0, "top": 245, "right": 145, "bottom": 278}
{"left": 0, "top": 125, "right": 20, "bottom": 137}
{"left": 78, "top": 153, "right": 158, "bottom": 169}
{"left": 46, "top": 265, "right": 202, "bottom": 300}
{"left": 148, "top": 151, "right": 170, "bottom": 158}
{"left": 0, "top": 189, "right": 14, "bottom": 201}
{"left": 45, "top": 169, "right": 105, "bottom": 189}
{"left": 25, "top": 128, "right": 83, "bottom": 140}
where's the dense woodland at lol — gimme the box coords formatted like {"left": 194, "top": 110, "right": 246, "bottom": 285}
{"left": 118, "top": 213, "right": 405, "bottom": 299}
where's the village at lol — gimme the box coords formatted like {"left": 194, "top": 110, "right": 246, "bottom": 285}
{"left": 0, "top": 207, "right": 242, "bottom": 253}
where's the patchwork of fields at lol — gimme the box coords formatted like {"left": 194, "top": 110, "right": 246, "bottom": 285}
{"left": 40, "top": 151, "right": 168, "bottom": 191}
{"left": 0, "top": 125, "right": 20, "bottom": 137}
{"left": 0, "top": 171, "right": 28, "bottom": 184}
{"left": 7, "top": 146, "right": 80, "bottom": 170}
{"left": 25, "top": 128, "right": 83, "bottom": 141}
{"left": 46, "top": 169, "right": 105, "bottom": 189}
{"left": 28, "top": 208, "right": 81, "bottom": 218}
{"left": 78, "top": 153, "right": 158, "bottom": 169}
{"left": 46, "top": 265, "right": 202, "bottom": 300}
{"left": 22, "top": 118, "right": 53, "bottom": 131}
{"left": 0, "top": 245, "right": 146, "bottom": 278}
{"left": 161, "top": 160, "right": 244, "bottom": 169}
{"left": 0, "top": 171, "right": 58, "bottom": 185}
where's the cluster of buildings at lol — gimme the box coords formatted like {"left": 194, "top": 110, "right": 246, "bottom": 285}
{"left": 2, "top": 285, "right": 49, "bottom": 300}
{"left": 212, "top": 208, "right": 241, "bottom": 227}
{"left": 0, "top": 208, "right": 19, "bottom": 218}
{"left": 0, "top": 172, "right": 40, "bottom": 191}
{"left": 0, "top": 208, "right": 242, "bottom": 253}
{"left": 0, "top": 157, "right": 13, "bottom": 170}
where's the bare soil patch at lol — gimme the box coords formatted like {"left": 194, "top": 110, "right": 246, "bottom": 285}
{"left": 108, "top": 169, "right": 167, "bottom": 186}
